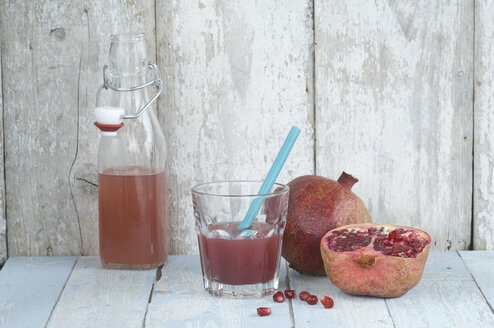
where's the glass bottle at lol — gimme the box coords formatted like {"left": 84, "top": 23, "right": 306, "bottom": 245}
{"left": 94, "top": 33, "right": 169, "bottom": 269}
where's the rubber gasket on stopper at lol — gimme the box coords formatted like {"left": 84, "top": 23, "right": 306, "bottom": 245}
{"left": 94, "top": 106, "right": 125, "bottom": 133}
{"left": 94, "top": 122, "right": 124, "bottom": 132}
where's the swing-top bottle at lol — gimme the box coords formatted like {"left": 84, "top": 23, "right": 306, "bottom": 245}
{"left": 94, "top": 33, "right": 169, "bottom": 269}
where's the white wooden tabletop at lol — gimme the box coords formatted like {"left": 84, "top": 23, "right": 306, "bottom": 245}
{"left": 0, "top": 251, "right": 493, "bottom": 328}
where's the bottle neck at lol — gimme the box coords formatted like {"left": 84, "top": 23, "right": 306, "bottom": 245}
{"left": 106, "top": 34, "right": 152, "bottom": 117}
{"left": 108, "top": 71, "right": 149, "bottom": 88}
{"left": 108, "top": 72, "right": 152, "bottom": 117}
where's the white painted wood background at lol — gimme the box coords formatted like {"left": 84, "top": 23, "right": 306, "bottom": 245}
{"left": 0, "top": 40, "right": 6, "bottom": 265}
{"left": 315, "top": 0, "right": 473, "bottom": 251}
{"left": 0, "top": 0, "right": 493, "bottom": 263}
{"left": 474, "top": 0, "right": 494, "bottom": 250}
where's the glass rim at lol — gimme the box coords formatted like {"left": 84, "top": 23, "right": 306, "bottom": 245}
{"left": 191, "top": 180, "right": 289, "bottom": 198}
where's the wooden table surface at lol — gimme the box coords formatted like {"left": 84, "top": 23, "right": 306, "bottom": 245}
{"left": 0, "top": 251, "right": 493, "bottom": 328}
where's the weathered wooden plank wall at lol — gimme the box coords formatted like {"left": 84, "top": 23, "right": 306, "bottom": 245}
{"left": 474, "top": 0, "right": 494, "bottom": 250}
{"left": 0, "top": 0, "right": 155, "bottom": 259}
{"left": 0, "top": 0, "right": 493, "bottom": 264}
{"left": 156, "top": 0, "right": 315, "bottom": 253}
{"left": 0, "top": 42, "right": 6, "bottom": 264}
{"left": 315, "top": 0, "right": 474, "bottom": 250}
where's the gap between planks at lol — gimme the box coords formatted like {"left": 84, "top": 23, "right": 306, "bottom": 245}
{"left": 474, "top": 280, "right": 494, "bottom": 314}
{"left": 142, "top": 264, "right": 164, "bottom": 328}
{"left": 285, "top": 261, "right": 296, "bottom": 328}
{"left": 43, "top": 257, "right": 162, "bottom": 328}
{"left": 383, "top": 299, "right": 397, "bottom": 328}
{"left": 44, "top": 258, "right": 78, "bottom": 328}
{"left": 458, "top": 251, "right": 494, "bottom": 314}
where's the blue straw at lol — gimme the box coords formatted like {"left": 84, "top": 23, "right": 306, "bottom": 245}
{"left": 237, "top": 126, "right": 300, "bottom": 231}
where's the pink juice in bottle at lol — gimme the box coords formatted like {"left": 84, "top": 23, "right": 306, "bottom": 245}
{"left": 98, "top": 167, "right": 169, "bottom": 269}
{"left": 197, "top": 222, "right": 282, "bottom": 285}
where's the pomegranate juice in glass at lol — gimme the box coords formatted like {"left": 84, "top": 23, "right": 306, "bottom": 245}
{"left": 192, "top": 181, "right": 289, "bottom": 297}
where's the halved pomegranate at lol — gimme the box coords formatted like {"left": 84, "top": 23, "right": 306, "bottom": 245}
{"left": 320, "top": 223, "right": 431, "bottom": 298}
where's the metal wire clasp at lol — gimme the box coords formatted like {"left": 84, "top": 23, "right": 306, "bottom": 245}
{"left": 95, "top": 62, "right": 162, "bottom": 120}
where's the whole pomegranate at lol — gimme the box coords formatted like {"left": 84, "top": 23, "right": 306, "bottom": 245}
{"left": 320, "top": 223, "right": 431, "bottom": 298}
{"left": 282, "top": 173, "right": 371, "bottom": 275}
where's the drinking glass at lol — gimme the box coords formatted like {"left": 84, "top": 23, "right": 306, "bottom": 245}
{"left": 192, "top": 181, "right": 289, "bottom": 297}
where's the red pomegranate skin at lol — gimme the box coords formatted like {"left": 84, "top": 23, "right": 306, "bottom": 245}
{"left": 282, "top": 173, "right": 371, "bottom": 276}
{"left": 320, "top": 223, "right": 431, "bottom": 298}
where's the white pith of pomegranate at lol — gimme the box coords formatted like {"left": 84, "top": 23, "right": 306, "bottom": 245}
{"left": 320, "top": 223, "right": 431, "bottom": 298}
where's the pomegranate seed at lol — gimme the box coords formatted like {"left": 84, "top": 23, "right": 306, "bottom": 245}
{"left": 320, "top": 296, "right": 334, "bottom": 309}
{"left": 257, "top": 307, "right": 271, "bottom": 316}
{"left": 273, "top": 291, "right": 285, "bottom": 303}
{"left": 306, "top": 295, "right": 318, "bottom": 305}
{"left": 389, "top": 230, "right": 398, "bottom": 240}
{"left": 299, "top": 291, "right": 310, "bottom": 301}
{"left": 284, "top": 289, "right": 296, "bottom": 299}
{"left": 328, "top": 225, "right": 428, "bottom": 258}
